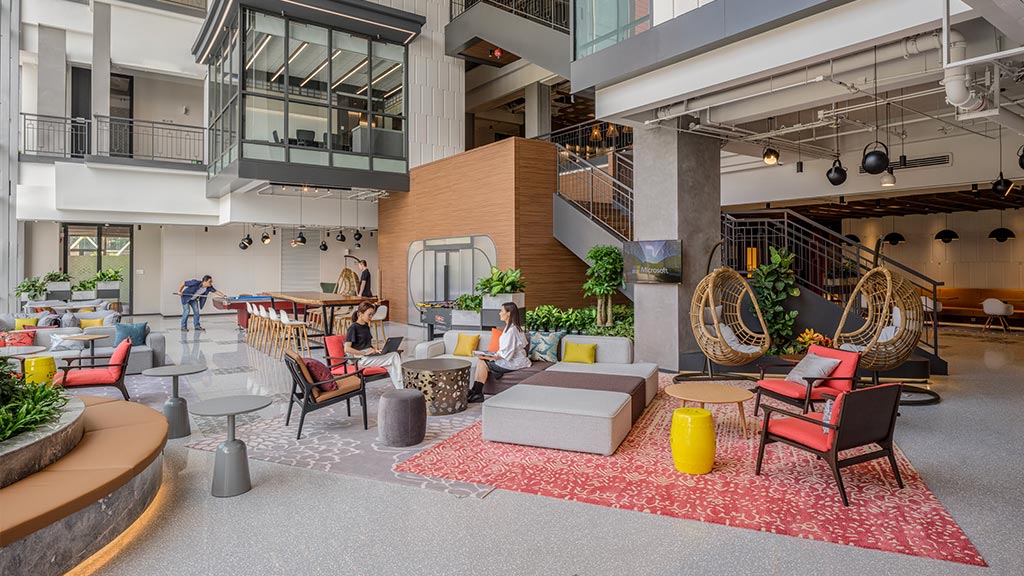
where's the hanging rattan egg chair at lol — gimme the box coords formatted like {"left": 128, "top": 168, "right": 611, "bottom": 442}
{"left": 689, "top": 267, "right": 771, "bottom": 369}
{"left": 833, "top": 266, "right": 924, "bottom": 374}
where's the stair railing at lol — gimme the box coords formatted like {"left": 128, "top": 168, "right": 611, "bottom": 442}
{"left": 554, "top": 143, "right": 634, "bottom": 241}
{"left": 450, "top": 0, "right": 570, "bottom": 33}
{"left": 721, "top": 209, "right": 943, "bottom": 359}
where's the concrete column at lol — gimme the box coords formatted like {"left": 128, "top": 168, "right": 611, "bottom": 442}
{"left": 632, "top": 123, "right": 721, "bottom": 371}
{"left": 524, "top": 82, "right": 551, "bottom": 138}
{"left": 1, "top": 0, "right": 22, "bottom": 312}
{"left": 37, "top": 26, "right": 66, "bottom": 117}
{"left": 92, "top": 2, "right": 111, "bottom": 152}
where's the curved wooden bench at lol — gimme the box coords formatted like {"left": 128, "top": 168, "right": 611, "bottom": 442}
{"left": 0, "top": 396, "right": 167, "bottom": 551}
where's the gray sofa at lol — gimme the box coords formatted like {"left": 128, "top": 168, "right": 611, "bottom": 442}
{"left": 413, "top": 331, "right": 659, "bottom": 405}
{"left": 20, "top": 326, "right": 166, "bottom": 375}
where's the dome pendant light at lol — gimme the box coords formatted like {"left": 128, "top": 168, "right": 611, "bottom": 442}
{"left": 261, "top": 231, "right": 272, "bottom": 244}
{"left": 762, "top": 145, "right": 779, "bottom": 165}
{"left": 993, "top": 128, "right": 1016, "bottom": 196}
{"left": 295, "top": 230, "right": 307, "bottom": 246}
{"left": 336, "top": 230, "right": 346, "bottom": 242}
{"left": 934, "top": 214, "right": 959, "bottom": 243}
{"left": 880, "top": 166, "right": 896, "bottom": 187}
{"left": 989, "top": 211, "right": 1016, "bottom": 242}
{"left": 319, "top": 240, "right": 328, "bottom": 251}
{"left": 883, "top": 216, "right": 905, "bottom": 246}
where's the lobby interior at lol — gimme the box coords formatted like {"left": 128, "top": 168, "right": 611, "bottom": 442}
{"left": 2, "top": 1, "right": 1024, "bottom": 575}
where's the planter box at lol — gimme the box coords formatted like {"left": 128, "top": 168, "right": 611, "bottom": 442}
{"left": 482, "top": 292, "right": 525, "bottom": 310}
{"left": 96, "top": 281, "right": 120, "bottom": 291}
{"left": 451, "top": 310, "right": 482, "bottom": 327}
{"left": 46, "top": 282, "right": 71, "bottom": 292}
{"left": 71, "top": 290, "right": 97, "bottom": 301}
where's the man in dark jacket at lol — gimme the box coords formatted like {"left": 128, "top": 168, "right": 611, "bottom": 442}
{"left": 179, "top": 275, "right": 226, "bottom": 331}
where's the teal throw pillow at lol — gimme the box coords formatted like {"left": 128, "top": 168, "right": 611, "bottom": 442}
{"left": 528, "top": 331, "right": 564, "bottom": 363}
{"left": 114, "top": 322, "right": 148, "bottom": 346}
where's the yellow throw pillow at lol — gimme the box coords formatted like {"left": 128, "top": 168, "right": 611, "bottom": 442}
{"left": 453, "top": 333, "right": 481, "bottom": 357}
{"left": 78, "top": 308, "right": 94, "bottom": 313}
{"left": 15, "top": 317, "right": 39, "bottom": 330}
{"left": 563, "top": 342, "right": 597, "bottom": 364}
{"left": 79, "top": 317, "right": 105, "bottom": 329}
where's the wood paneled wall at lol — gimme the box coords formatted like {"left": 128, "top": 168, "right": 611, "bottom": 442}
{"left": 378, "top": 137, "right": 594, "bottom": 323}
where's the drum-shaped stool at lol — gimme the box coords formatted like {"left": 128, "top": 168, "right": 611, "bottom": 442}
{"left": 378, "top": 388, "right": 427, "bottom": 447}
{"left": 670, "top": 407, "right": 716, "bottom": 474}
{"left": 24, "top": 356, "right": 57, "bottom": 385}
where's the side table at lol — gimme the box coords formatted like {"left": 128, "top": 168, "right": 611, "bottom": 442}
{"left": 189, "top": 395, "right": 271, "bottom": 498}
{"left": 402, "top": 358, "right": 471, "bottom": 415}
{"left": 142, "top": 363, "right": 208, "bottom": 439}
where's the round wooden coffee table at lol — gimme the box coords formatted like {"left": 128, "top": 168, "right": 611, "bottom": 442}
{"left": 664, "top": 382, "right": 754, "bottom": 439}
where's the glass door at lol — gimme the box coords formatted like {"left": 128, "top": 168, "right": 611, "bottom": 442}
{"left": 62, "top": 224, "right": 134, "bottom": 313}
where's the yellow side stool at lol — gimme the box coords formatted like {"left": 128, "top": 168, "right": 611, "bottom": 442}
{"left": 24, "top": 356, "right": 57, "bottom": 385}
{"left": 670, "top": 407, "right": 716, "bottom": 475}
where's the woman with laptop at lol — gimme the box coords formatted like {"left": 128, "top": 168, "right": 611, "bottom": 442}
{"left": 468, "top": 302, "right": 531, "bottom": 403}
{"left": 344, "top": 301, "right": 404, "bottom": 388}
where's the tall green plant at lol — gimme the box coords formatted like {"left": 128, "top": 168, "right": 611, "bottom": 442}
{"left": 475, "top": 267, "right": 525, "bottom": 297}
{"left": 583, "top": 245, "right": 624, "bottom": 327}
{"left": 0, "top": 363, "right": 69, "bottom": 443}
{"left": 750, "top": 246, "right": 801, "bottom": 354}
{"left": 15, "top": 277, "right": 47, "bottom": 300}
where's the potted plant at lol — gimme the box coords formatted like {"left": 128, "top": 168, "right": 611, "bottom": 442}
{"left": 582, "top": 245, "right": 624, "bottom": 327}
{"left": 750, "top": 246, "right": 801, "bottom": 355}
{"left": 42, "top": 271, "right": 72, "bottom": 294}
{"left": 532, "top": 305, "right": 560, "bottom": 332}
{"left": 476, "top": 267, "right": 526, "bottom": 310}
{"left": 0, "top": 362, "right": 69, "bottom": 442}
{"left": 71, "top": 278, "right": 98, "bottom": 301}
{"left": 15, "top": 276, "right": 47, "bottom": 302}
{"left": 94, "top": 268, "right": 125, "bottom": 292}
{"left": 451, "top": 293, "right": 483, "bottom": 326}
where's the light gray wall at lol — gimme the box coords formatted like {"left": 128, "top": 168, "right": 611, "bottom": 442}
{"left": 632, "top": 124, "right": 721, "bottom": 371}
{"left": 524, "top": 82, "right": 551, "bottom": 138}
{"left": 37, "top": 25, "right": 66, "bottom": 117}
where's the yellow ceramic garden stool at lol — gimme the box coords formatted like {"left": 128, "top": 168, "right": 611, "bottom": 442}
{"left": 24, "top": 355, "right": 57, "bottom": 385}
{"left": 670, "top": 407, "right": 716, "bottom": 475}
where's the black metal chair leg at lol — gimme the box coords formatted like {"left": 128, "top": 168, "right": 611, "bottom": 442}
{"left": 886, "top": 447, "right": 904, "bottom": 489}
{"left": 296, "top": 409, "right": 307, "bottom": 440}
{"left": 285, "top": 396, "right": 295, "bottom": 426}
{"left": 346, "top": 397, "right": 351, "bottom": 416}
{"left": 753, "top": 389, "right": 762, "bottom": 417}
{"left": 828, "top": 457, "right": 849, "bottom": 506}
{"left": 361, "top": 392, "right": 368, "bottom": 430}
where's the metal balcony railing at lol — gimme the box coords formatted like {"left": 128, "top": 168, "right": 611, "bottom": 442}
{"left": 555, "top": 143, "right": 634, "bottom": 241}
{"left": 536, "top": 119, "right": 633, "bottom": 160}
{"left": 158, "top": 0, "right": 207, "bottom": 9}
{"left": 450, "top": 0, "right": 570, "bottom": 33}
{"left": 20, "top": 113, "right": 91, "bottom": 158}
{"left": 95, "top": 116, "right": 205, "bottom": 164}
{"left": 721, "top": 209, "right": 943, "bottom": 360}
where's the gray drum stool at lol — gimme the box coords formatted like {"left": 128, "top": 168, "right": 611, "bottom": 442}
{"left": 377, "top": 388, "right": 427, "bottom": 447}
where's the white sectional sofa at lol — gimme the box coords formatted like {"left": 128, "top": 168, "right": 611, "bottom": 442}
{"left": 17, "top": 326, "right": 167, "bottom": 375}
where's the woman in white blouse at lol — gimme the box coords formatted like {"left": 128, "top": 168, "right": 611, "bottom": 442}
{"left": 468, "top": 302, "right": 531, "bottom": 403}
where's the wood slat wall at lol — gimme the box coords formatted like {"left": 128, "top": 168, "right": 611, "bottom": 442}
{"left": 378, "top": 137, "right": 595, "bottom": 324}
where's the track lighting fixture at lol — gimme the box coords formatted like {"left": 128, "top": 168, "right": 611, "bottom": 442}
{"left": 239, "top": 240, "right": 249, "bottom": 250}
{"left": 762, "top": 146, "right": 779, "bottom": 165}
{"left": 242, "top": 234, "right": 253, "bottom": 247}
{"left": 261, "top": 232, "right": 272, "bottom": 244}
{"left": 354, "top": 230, "right": 363, "bottom": 242}
{"left": 295, "top": 230, "right": 306, "bottom": 246}
{"left": 336, "top": 230, "right": 346, "bottom": 242}
{"left": 319, "top": 240, "right": 328, "bottom": 251}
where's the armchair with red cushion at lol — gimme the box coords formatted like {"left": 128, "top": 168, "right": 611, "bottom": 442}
{"left": 323, "top": 334, "right": 390, "bottom": 384}
{"left": 53, "top": 339, "right": 132, "bottom": 400}
{"left": 754, "top": 344, "right": 860, "bottom": 415}
{"left": 755, "top": 383, "right": 904, "bottom": 506}
{"left": 283, "top": 350, "right": 367, "bottom": 439}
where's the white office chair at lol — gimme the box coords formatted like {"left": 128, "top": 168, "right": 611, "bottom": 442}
{"left": 370, "top": 304, "right": 388, "bottom": 347}
{"left": 982, "top": 298, "right": 1014, "bottom": 332}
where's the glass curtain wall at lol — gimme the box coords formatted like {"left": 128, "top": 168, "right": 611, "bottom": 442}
{"left": 212, "top": 7, "right": 408, "bottom": 174}
{"left": 574, "top": 0, "right": 650, "bottom": 59}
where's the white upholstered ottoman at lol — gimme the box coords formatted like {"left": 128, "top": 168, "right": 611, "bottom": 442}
{"left": 481, "top": 385, "right": 632, "bottom": 456}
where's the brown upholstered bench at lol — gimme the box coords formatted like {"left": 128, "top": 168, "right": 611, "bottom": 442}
{"left": 483, "top": 361, "right": 554, "bottom": 396}
{"left": 519, "top": 370, "right": 647, "bottom": 425}
{"left": 0, "top": 395, "right": 168, "bottom": 546}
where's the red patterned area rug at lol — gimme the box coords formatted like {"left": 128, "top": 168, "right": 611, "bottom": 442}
{"left": 396, "top": 376, "right": 985, "bottom": 566}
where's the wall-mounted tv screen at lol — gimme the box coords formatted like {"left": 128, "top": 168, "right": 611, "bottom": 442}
{"left": 623, "top": 240, "right": 682, "bottom": 284}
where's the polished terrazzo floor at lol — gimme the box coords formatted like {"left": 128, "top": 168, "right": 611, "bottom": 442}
{"left": 63, "top": 314, "right": 1023, "bottom": 576}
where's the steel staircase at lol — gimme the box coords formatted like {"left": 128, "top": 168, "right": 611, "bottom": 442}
{"left": 721, "top": 209, "right": 947, "bottom": 376}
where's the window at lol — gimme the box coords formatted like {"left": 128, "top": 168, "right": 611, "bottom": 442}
{"left": 575, "top": 0, "right": 650, "bottom": 59}
{"left": 209, "top": 7, "right": 407, "bottom": 176}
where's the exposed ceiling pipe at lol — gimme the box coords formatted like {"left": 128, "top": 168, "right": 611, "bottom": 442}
{"left": 647, "top": 32, "right": 944, "bottom": 126}
{"left": 942, "top": 29, "right": 985, "bottom": 112}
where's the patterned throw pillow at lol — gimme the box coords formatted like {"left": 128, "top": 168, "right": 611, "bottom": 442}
{"left": 821, "top": 398, "right": 834, "bottom": 434}
{"left": 528, "top": 331, "right": 564, "bottom": 363}
{"left": 50, "top": 334, "right": 86, "bottom": 352}
{"left": 302, "top": 357, "right": 336, "bottom": 391}
{"left": 2, "top": 331, "right": 35, "bottom": 347}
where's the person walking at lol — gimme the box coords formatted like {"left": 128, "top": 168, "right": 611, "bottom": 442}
{"left": 344, "top": 301, "right": 403, "bottom": 388}
{"left": 357, "top": 260, "right": 373, "bottom": 298}
{"left": 178, "top": 275, "right": 226, "bottom": 332}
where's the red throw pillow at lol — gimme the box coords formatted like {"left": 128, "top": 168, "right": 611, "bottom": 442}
{"left": 3, "top": 331, "right": 35, "bottom": 347}
{"left": 487, "top": 328, "right": 502, "bottom": 353}
{"left": 302, "top": 357, "right": 336, "bottom": 391}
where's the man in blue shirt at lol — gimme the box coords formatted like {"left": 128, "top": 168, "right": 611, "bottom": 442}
{"left": 178, "top": 275, "right": 226, "bottom": 331}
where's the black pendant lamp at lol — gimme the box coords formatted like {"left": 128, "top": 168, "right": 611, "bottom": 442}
{"left": 993, "top": 128, "right": 1016, "bottom": 196}
{"left": 295, "top": 229, "right": 307, "bottom": 246}
{"left": 353, "top": 229, "right": 363, "bottom": 242}
{"left": 883, "top": 216, "right": 905, "bottom": 245}
{"left": 319, "top": 240, "right": 328, "bottom": 251}
{"left": 336, "top": 230, "right": 346, "bottom": 242}
{"left": 845, "top": 233, "right": 861, "bottom": 244}
{"left": 261, "top": 231, "right": 272, "bottom": 244}
{"left": 934, "top": 214, "right": 959, "bottom": 243}
{"left": 989, "top": 211, "right": 1016, "bottom": 242}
